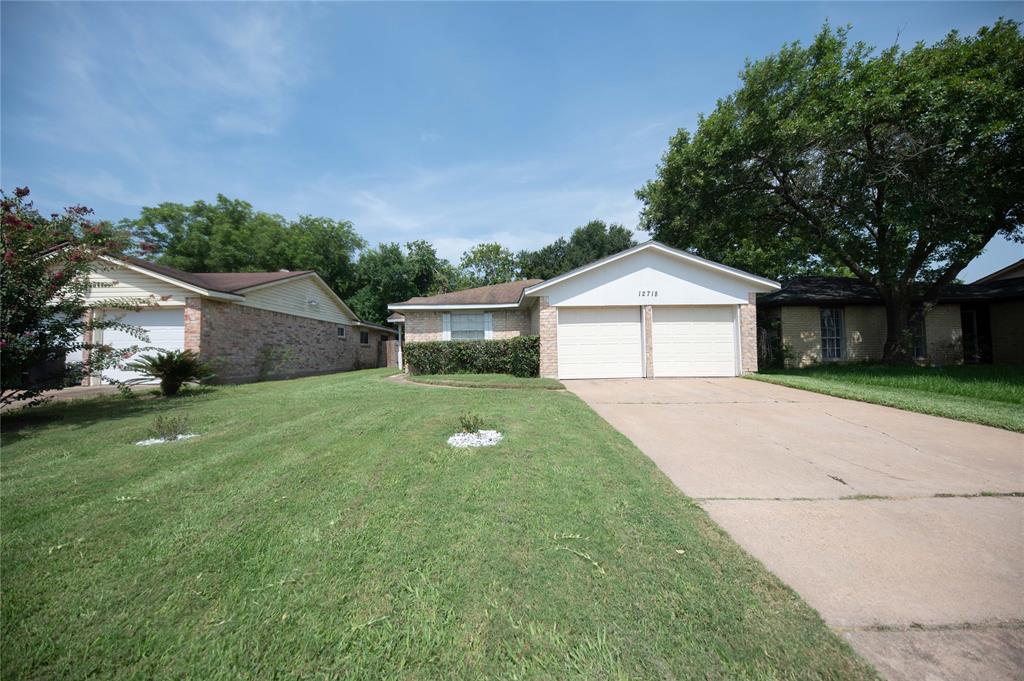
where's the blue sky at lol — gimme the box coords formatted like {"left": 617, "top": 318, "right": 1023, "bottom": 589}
{"left": 2, "top": 1, "right": 1020, "bottom": 280}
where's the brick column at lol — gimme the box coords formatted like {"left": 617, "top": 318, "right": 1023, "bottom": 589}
{"left": 739, "top": 292, "right": 758, "bottom": 373}
{"left": 184, "top": 298, "right": 202, "bottom": 354}
{"left": 643, "top": 305, "right": 654, "bottom": 378}
{"left": 538, "top": 297, "right": 558, "bottom": 378}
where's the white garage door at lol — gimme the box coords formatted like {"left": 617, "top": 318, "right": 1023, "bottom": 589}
{"left": 557, "top": 306, "right": 643, "bottom": 379}
{"left": 101, "top": 308, "right": 185, "bottom": 383}
{"left": 653, "top": 306, "right": 737, "bottom": 377}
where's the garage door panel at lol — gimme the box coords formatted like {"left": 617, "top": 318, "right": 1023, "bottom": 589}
{"left": 101, "top": 308, "right": 185, "bottom": 383}
{"left": 653, "top": 306, "right": 736, "bottom": 377}
{"left": 557, "top": 307, "right": 642, "bottom": 379}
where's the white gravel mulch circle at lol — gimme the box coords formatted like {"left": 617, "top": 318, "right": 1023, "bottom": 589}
{"left": 447, "top": 430, "right": 503, "bottom": 448}
{"left": 135, "top": 434, "right": 199, "bottom": 446}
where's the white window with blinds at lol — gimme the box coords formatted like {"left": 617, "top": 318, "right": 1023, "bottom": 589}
{"left": 450, "top": 313, "right": 486, "bottom": 340}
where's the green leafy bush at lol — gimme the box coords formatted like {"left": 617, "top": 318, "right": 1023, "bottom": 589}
{"left": 148, "top": 413, "right": 192, "bottom": 440}
{"left": 458, "top": 413, "right": 485, "bottom": 433}
{"left": 126, "top": 349, "right": 214, "bottom": 397}
{"left": 404, "top": 336, "right": 539, "bottom": 377}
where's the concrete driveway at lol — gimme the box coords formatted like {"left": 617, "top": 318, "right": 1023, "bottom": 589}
{"left": 567, "top": 377, "right": 1024, "bottom": 681}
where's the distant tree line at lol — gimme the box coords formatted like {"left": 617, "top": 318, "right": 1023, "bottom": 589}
{"left": 120, "top": 195, "right": 637, "bottom": 323}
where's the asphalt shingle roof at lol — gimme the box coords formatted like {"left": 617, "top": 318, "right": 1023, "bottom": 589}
{"left": 395, "top": 279, "right": 544, "bottom": 306}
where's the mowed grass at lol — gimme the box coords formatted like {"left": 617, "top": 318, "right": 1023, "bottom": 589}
{"left": 409, "top": 373, "right": 565, "bottom": 390}
{"left": 749, "top": 363, "right": 1024, "bottom": 432}
{"left": 1, "top": 369, "right": 876, "bottom": 680}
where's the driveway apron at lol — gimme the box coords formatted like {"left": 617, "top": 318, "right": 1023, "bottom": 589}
{"left": 567, "top": 377, "right": 1024, "bottom": 681}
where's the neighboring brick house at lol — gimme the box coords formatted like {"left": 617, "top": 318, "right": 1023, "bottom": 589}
{"left": 72, "top": 255, "right": 396, "bottom": 385}
{"left": 757, "top": 275, "right": 1024, "bottom": 367}
{"left": 388, "top": 241, "right": 780, "bottom": 379}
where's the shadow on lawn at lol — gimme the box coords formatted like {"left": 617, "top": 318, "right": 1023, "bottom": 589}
{"left": 1, "top": 386, "right": 219, "bottom": 446}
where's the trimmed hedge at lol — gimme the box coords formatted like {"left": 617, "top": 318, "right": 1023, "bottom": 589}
{"left": 404, "top": 336, "right": 540, "bottom": 377}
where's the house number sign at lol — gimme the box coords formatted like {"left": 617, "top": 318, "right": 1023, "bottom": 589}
{"left": 638, "top": 290, "right": 659, "bottom": 297}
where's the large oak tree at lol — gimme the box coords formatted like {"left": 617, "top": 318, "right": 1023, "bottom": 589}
{"left": 637, "top": 20, "right": 1023, "bottom": 360}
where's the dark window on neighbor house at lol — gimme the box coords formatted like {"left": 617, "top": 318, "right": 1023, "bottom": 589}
{"left": 820, "top": 307, "right": 844, "bottom": 360}
{"left": 911, "top": 309, "right": 927, "bottom": 360}
{"left": 360, "top": 331, "right": 369, "bottom": 345}
{"left": 337, "top": 326, "right": 346, "bottom": 338}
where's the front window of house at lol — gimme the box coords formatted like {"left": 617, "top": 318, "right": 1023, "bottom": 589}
{"left": 451, "top": 313, "right": 486, "bottom": 340}
{"left": 360, "top": 331, "right": 369, "bottom": 345}
{"left": 820, "top": 307, "right": 844, "bottom": 360}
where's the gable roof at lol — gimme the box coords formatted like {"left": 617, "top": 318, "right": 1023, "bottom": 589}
{"left": 389, "top": 279, "right": 543, "bottom": 309}
{"left": 758, "top": 276, "right": 1024, "bottom": 306}
{"left": 522, "top": 240, "right": 779, "bottom": 296}
{"left": 118, "top": 255, "right": 312, "bottom": 294}
{"left": 973, "top": 259, "right": 1024, "bottom": 284}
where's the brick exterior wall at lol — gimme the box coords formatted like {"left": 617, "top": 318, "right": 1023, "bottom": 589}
{"left": 184, "top": 298, "right": 201, "bottom": 352}
{"left": 490, "top": 309, "right": 532, "bottom": 339}
{"left": 924, "top": 304, "right": 963, "bottom": 365}
{"left": 780, "top": 303, "right": 964, "bottom": 367}
{"left": 538, "top": 297, "right": 558, "bottom": 378}
{"left": 402, "top": 309, "right": 531, "bottom": 342}
{"left": 739, "top": 293, "right": 758, "bottom": 374}
{"left": 780, "top": 305, "right": 822, "bottom": 367}
{"left": 404, "top": 311, "right": 444, "bottom": 343}
{"left": 990, "top": 300, "right": 1024, "bottom": 364}
{"left": 192, "top": 298, "right": 390, "bottom": 383}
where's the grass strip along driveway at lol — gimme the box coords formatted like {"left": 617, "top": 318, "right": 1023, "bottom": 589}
{"left": 749, "top": 364, "right": 1024, "bottom": 432}
{"left": 2, "top": 369, "right": 875, "bottom": 680}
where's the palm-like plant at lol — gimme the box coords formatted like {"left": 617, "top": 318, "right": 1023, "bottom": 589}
{"left": 125, "top": 349, "right": 214, "bottom": 397}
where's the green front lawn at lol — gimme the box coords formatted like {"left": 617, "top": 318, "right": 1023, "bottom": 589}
{"left": 749, "top": 363, "right": 1024, "bottom": 432}
{"left": 409, "top": 373, "right": 565, "bottom": 390}
{"left": 2, "top": 369, "right": 874, "bottom": 680}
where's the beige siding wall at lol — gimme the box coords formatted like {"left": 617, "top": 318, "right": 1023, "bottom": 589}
{"left": 990, "top": 300, "right": 1024, "bottom": 364}
{"left": 240, "top": 276, "right": 355, "bottom": 324}
{"left": 529, "top": 302, "right": 540, "bottom": 335}
{"left": 85, "top": 265, "right": 190, "bottom": 307}
{"left": 924, "top": 304, "right": 963, "bottom": 365}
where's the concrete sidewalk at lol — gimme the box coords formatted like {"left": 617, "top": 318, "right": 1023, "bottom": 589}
{"left": 567, "top": 377, "right": 1024, "bottom": 681}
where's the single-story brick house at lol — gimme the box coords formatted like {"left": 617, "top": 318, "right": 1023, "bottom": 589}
{"left": 388, "top": 241, "right": 780, "bottom": 379}
{"left": 757, "top": 274, "right": 1024, "bottom": 367}
{"left": 73, "top": 254, "right": 395, "bottom": 384}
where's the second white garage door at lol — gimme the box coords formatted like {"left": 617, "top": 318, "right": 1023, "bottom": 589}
{"left": 653, "top": 306, "right": 737, "bottom": 377}
{"left": 557, "top": 306, "right": 643, "bottom": 379}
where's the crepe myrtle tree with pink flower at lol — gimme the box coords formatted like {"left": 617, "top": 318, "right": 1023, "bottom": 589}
{"left": 0, "top": 187, "right": 147, "bottom": 407}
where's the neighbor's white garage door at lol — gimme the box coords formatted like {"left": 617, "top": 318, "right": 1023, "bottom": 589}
{"left": 557, "top": 306, "right": 643, "bottom": 379}
{"left": 652, "top": 306, "right": 737, "bottom": 377}
{"left": 101, "top": 308, "right": 185, "bottom": 383}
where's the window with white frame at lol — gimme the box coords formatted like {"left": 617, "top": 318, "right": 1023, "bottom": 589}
{"left": 451, "top": 313, "right": 486, "bottom": 340}
{"left": 337, "top": 326, "right": 346, "bottom": 338}
{"left": 819, "top": 307, "right": 844, "bottom": 360}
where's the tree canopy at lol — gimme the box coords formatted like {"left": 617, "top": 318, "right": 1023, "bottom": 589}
{"left": 123, "top": 195, "right": 366, "bottom": 299}
{"left": 637, "top": 20, "right": 1024, "bottom": 359}
{"left": 458, "top": 242, "right": 518, "bottom": 288}
{"left": 346, "top": 241, "right": 457, "bottom": 324}
{"left": 1, "top": 188, "right": 145, "bottom": 405}
{"left": 517, "top": 220, "right": 636, "bottom": 280}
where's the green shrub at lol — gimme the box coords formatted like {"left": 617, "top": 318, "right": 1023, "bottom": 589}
{"left": 458, "top": 413, "right": 485, "bottom": 433}
{"left": 126, "top": 349, "right": 215, "bottom": 397}
{"left": 148, "top": 413, "right": 192, "bottom": 440}
{"left": 404, "top": 336, "right": 539, "bottom": 377}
